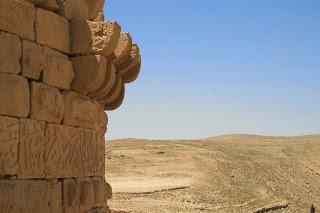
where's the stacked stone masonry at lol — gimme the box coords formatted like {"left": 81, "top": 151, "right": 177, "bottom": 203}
{"left": 0, "top": 0, "right": 141, "bottom": 212}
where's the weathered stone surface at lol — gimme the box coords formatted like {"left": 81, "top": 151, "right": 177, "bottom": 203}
{"left": 0, "top": 32, "right": 21, "bottom": 74}
{"left": 0, "top": 0, "right": 35, "bottom": 40}
{"left": 117, "top": 44, "right": 140, "bottom": 75}
{"left": 99, "top": 73, "right": 122, "bottom": 104}
{"left": 0, "top": 180, "right": 62, "bottom": 213}
{"left": 0, "top": 73, "right": 30, "bottom": 118}
{"left": 93, "top": 9, "right": 104, "bottom": 22}
{"left": 98, "top": 108, "right": 108, "bottom": 135}
{"left": 92, "top": 178, "right": 109, "bottom": 208}
{"left": 63, "top": 178, "right": 80, "bottom": 213}
{"left": 97, "top": 134, "right": 105, "bottom": 176}
{"left": 45, "top": 124, "right": 100, "bottom": 178}
{"left": 78, "top": 178, "right": 95, "bottom": 212}
{"left": 18, "top": 119, "right": 46, "bottom": 179}
{"left": 71, "top": 20, "right": 120, "bottom": 57}
{"left": 58, "top": 0, "right": 89, "bottom": 21}
{"left": 63, "top": 92, "right": 100, "bottom": 130}
{"left": 21, "top": 40, "right": 45, "bottom": 80}
{"left": 26, "top": 0, "right": 45, "bottom": 5}
{"left": 36, "top": 8, "right": 70, "bottom": 54}
{"left": 104, "top": 83, "right": 125, "bottom": 111}
{"left": 71, "top": 55, "right": 106, "bottom": 95}
{"left": 39, "top": 0, "right": 59, "bottom": 12}
{"left": 85, "top": 0, "right": 105, "bottom": 20}
{"left": 43, "top": 56, "right": 74, "bottom": 90}
{"left": 30, "top": 82, "right": 64, "bottom": 124}
{"left": 110, "top": 32, "right": 132, "bottom": 65}
{"left": 0, "top": 116, "right": 19, "bottom": 176}
{"left": 89, "top": 61, "right": 116, "bottom": 100}
{"left": 122, "top": 55, "right": 142, "bottom": 83}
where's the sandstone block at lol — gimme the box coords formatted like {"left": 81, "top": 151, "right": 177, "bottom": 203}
{"left": 58, "top": 0, "right": 89, "bottom": 21}
{"left": 30, "top": 82, "right": 64, "bottom": 123}
{"left": 63, "top": 179, "right": 80, "bottom": 213}
{"left": 92, "top": 178, "right": 111, "bottom": 208}
{"left": 0, "top": 32, "right": 21, "bottom": 74}
{"left": 97, "top": 134, "right": 105, "bottom": 176}
{"left": 85, "top": 0, "right": 105, "bottom": 20}
{"left": 98, "top": 108, "right": 108, "bottom": 135}
{"left": 0, "top": 116, "right": 19, "bottom": 176}
{"left": 117, "top": 44, "right": 140, "bottom": 75}
{"left": 0, "top": 0, "right": 35, "bottom": 40}
{"left": 89, "top": 61, "right": 116, "bottom": 99}
{"left": 45, "top": 124, "right": 100, "bottom": 178}
{"left": 43, "top": 56, "right": 74, "bottom": 90}
{"left": 26, "top": 0, "right": 45, "bottom": 5}
{"left": 21, "top": 40, "right": 45, "bottom": 80}
{"left": 110, "top": 32, "right": 132, "bottom": 65}
{"left": 63, "top": 92, "right": 100, "bottom": 130}
{"left": 99, "top": 73, "right": 122, "bottom": 105}
{"left": 104, "top": 83, "right": 125, "bottom": 111}
{"left": 39, "top": 0, "right": 59, "bottom": 12}
{"left": 0, "top": 73, "right": 30, "bottom": 118}
{"left": 18, "top": 119, "right": 46, "bottom": 179}
{"left": 93, "top": 9, "right": 105, "bottom": 22}
{"left": 71, "top": 20, "right": 120, "bottom": 57}
{"left": 78, "top": 178, "right": 95, "bottom": 212}
{"left": 36, "top": 8, "right": 70, "bottom": 54}
{"left": 122, "top": 55, "right": 142, "bottom": 83}
{"left": 71, "top": 55, "right": 106, "bottom": 95}
{"left": 0, "top": 180, "right": 62, "bottom": 213}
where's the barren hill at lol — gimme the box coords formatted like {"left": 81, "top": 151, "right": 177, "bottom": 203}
{"left": 106, "top": 134, "right": 320, "bottom": 212}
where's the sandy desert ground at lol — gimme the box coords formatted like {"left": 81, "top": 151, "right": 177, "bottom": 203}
{"left": 105, "top": 134, "right": 320, "bottom": 212}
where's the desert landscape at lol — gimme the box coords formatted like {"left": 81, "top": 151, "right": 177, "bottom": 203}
{"left": 106, "top": 134, "right": 320, "bottom": 212}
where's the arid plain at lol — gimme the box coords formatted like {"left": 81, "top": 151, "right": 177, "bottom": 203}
{"left": 106, "top": 134, "right": 320, "bottom": 212}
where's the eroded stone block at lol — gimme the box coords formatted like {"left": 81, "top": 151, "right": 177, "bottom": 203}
{"left": 85, "top": 0, "right": 105, "bottom": 21}
{"left": 0, "top": 0, "right": 35, "bottom": 40}
{"left": 0, "top": 73, "right": 30, "bottom": 118}
{"left": 63, "top": 178, "right": 80, "bottom": 213}
{"left": 30, "top": 82, "right": 64, "bottom": 124}
{"left": 0, "top": 180, "right": 62, "bottom": 213}
{"left": 18, "top": 119, "right": 46, "bottom": 179}
{"left": 43, "top": 56, "right": 74, "bottom": 90}
{"left": 0, "top": 116, "right": 19, "bottom": 176}
{"left": 39, "top": 0, "right": 59, "bottom": 12}
{"left": 92, "top": 178, "right": 109, "bottom": 208}
{"left": 45, "top": 124, "right": 100, "bottom": 178}
{"left": 71, "top": 20, "right": 120, "bottom": 57}
{"left": 0, "top": 32, "right": 21, "bottom": 75}
{"left": 58, "top": 0, "right": 89, "bottom": 21}
{"left": 21, "top": 40, "right": 45, "bottom": 80}
{"left": 97, "top": 134, "right": 105, "bottom": 176}
{"left": 36, "top": 8, "right": 70, "bottom": 54}
{"left": 117, "top": 44, "right": 140, "bottom": 75}
{"left": 63, "top": 92, "right": 100, "bottom": 130}
{"left": 71, "top": 55, "right": 106, "bottom": 95}
{"left": 78, "top": 178, "right": 94, "bottom": 212}
{"left": 110, "top": 32, "right": 132, "bottom": 65}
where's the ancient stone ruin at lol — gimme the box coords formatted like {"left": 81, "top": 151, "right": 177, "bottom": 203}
{"left": 0, "top": 0, "right": 141, "bottom": 212}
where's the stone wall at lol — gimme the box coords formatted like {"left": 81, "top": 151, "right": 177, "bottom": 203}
{"left": 0, "top": 0, "right": 141, "bottom": 212}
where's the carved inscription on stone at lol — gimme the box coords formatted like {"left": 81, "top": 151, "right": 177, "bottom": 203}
{"left": 45, "top": 124, "right": 99, "bottom": 178}
{"left": 19, "top": 119, "right": 46, "bottom": 178}
{"left": 0, "top": 116, "right": 19, "bottom": 176}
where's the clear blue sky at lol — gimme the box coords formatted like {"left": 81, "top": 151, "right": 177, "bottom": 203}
{"left": 104, "top": 0, "right": 320, "bottom": 140}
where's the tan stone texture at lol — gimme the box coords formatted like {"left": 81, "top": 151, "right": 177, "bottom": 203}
{"left": 39, "top": 0, "right": 59, "bottom": 12}
{"left": 0, "top": 32, "right": 21, "bottom": 75}
{"left": 98, "top": 108, "right": 108, "bottom": 135}
{"left": 71, "top": 55, "right": 106, "bottom": 95}
{"left": 26, "top": 0, "right": 45, "bottom": 5}
{"left": 97, "top": 134, "right": 105, "bottom": 176}
{"left": 122, "top": 56, "right": 142, "bottom": 83}
{"left": 99, "top": 73, "right": 122, "bottom": 104}
{"left": 63, "top": 178, "right": 80, "bottom": 213}
{"left": 93, "top": 9, "right": 105, "bottom": 22}
{"left": 104, "top": 83, "right": 125, "bottom": 111}
{"left": 110, "top": 32, "right": 132, "bottom": 65}
{"left": 92, "top": 177, "right": 108, "bottom": 208}
{"left": 0, "top": 73, "right": 30, "bottom": 118}
{"left": 71, "top": 20, "right": 121, "bottom": 57}
{"left": 78, "top": 178, "right": 95, "bottom": 212}
{"left": 30, "top": 82, "right": 64, "bottom": 124}
{"left": 0, "top": 180, "right": 62, "bottom": 213}
{"left": 45, "top": 124, "right": 100, "bottom": 178}
{"left": 88, "top": 61, "right": 116, "bottom": 100}
{"left": 0, "top": 0, "right": 35, "bottom": 40}
{"left": 43, "top": 56, "right": 74, "bottom": 90}
{"left": 117, "top": 44, "right": 140, "bottom": 75}
{"left": 0, "top": 116, "right": 19, "bottom": 176}
{"left": 63, "top": 92, "right": 100, "bottom": 130}
{"left": 36, "top": 8, "right": 70, "bottom": 54}
{"left": 18, "top": 119, "right": 46, "bottom": 179}
{"left": 85, "top": 0, "right": 105, "bottom": 20}
{"left": 21, "top": 40, "right": 45, "bottom": 80}
{"left": 58, "top": 0, "right": 89, "bottom": 21}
